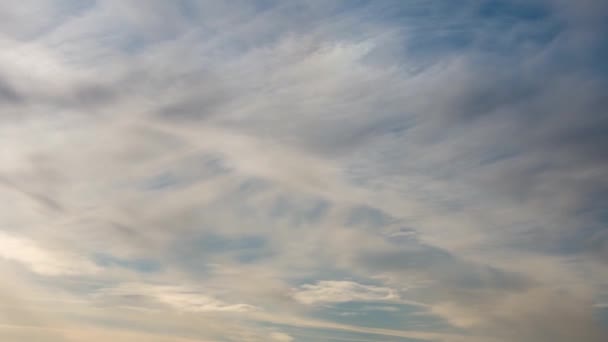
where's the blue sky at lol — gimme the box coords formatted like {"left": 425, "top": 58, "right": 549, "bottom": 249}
{"left": 0, "top": 1, "right": 607, "bottom": 341}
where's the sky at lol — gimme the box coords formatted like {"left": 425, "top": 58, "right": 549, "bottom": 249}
{"left": 0, "top": 1, "right": 607, "bottom": 341}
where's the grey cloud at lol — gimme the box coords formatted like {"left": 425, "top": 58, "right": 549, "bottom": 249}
{"left": 0, "top": 77, "right": 23, "bottom": 104}
{"left": 357, "top": 239, "right": 532, "bottom": 294}
{"left": 472, "top": 289, "right": 606, "bottom": 342}
{"left": 0, "top": 175, "right": 64, "bottom": 212}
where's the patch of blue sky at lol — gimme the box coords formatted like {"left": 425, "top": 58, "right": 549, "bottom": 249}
{"left": 172, "top": 232, "right": 273, "bottom": 267}
{"left": 347, "top": 205, "right": 397, "bottom": 229}
{"left": 595, "top": 306, "right": 608, "bottom": 329}
{"left": 510, "top": 219, "right": 608, "bottom": 258}
{"left": 93, "top": 253, "right": 161, "bottom": 273}
{"left": 192, "top": 233, "right": 266, "bottom": 252}
{"left": 140, "top": 153, "right": 232, "bottom": 191}
{"left": 359, "top": 0, "right": 561, "bottom": 64}
{"left": 142, "top": 171, "right": 179, "bottom": 191}
{"left": 357, "top": 242, "right": 453, "bottom": 271}
{"left": 478, "top": 149, "right": 520, "bottom": 166}
{"left": 237, "top": 177, "right": 273, "bottom": 195}
{"left": 498, "top": 183, "right": 607, "bottom": 257}
{"left": 477, "top": 0, "right": 550, "bottom": 20}
{"left": 346, "top": 206, "right": 424, "bottom": 243}
{"left": 310, "top": 301, "right": 450, "bottom": 332}
{"left": 269, "top": 195, "right": 330, "bottom": 226}
{"left": 591, "top": 41, "right": 608, "bottom": 76}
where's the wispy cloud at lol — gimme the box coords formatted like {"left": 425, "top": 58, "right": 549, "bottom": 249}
{"left": 97, "top": 282, "right": 257, "bottom": 313}
{"left": 292, "top": 281, "right": 398, "bottom": 305}
{"left": 0, "top": 0, "right": 607, "bottom": 341}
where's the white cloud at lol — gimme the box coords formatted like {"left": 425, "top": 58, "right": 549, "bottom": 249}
{"left": 0, "top": 231, "right": 98, "bottom": 276}
{"left": 269, "top": 332, "right": 294, "bottom": 342}
{"left": 292, "top": 280, "right": 398, "bottom": 305}
{"left": 98, "top": 283, "right": 256, "bottom": 313}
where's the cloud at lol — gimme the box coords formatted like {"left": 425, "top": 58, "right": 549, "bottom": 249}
{"left": 292, "top": 281, "right": 398, "bottom": 305}
{"left": 97, "top": 283, "right": 257, "bottom": 313}
{"left": 0, "top": 1, "right": 607, "bottom": 341}
{"left": 0, "top": 231, "right": 98, "bottom": 276}
{"left": 431, "top": 288, "right": 608, "bottom": 342}
{"left": 269, "top": 332, "right": 294, "bottom": 342}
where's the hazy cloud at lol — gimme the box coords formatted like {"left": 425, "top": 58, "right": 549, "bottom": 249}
{"left": 0, "top": 0, "right": 607, "bottom": 341}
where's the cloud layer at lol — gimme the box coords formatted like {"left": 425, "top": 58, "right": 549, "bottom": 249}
{"left": 1, "top": 1, "right": 607, "bottom": 341}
